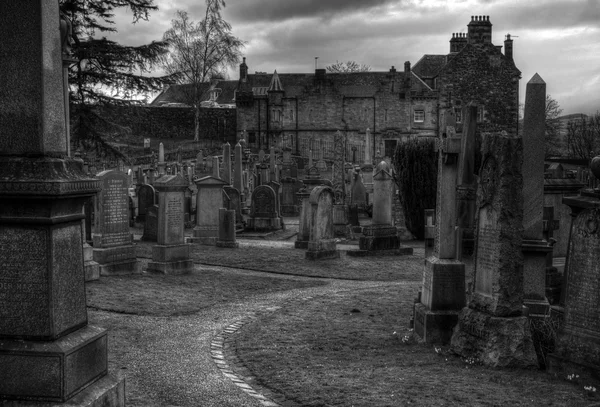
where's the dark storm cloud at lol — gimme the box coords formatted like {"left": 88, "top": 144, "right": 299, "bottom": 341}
{"left": 225, "top": 0, "right": 398, "bottom": 23}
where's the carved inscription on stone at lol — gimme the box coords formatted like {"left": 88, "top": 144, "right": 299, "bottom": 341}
{"left": 565, "top": 209, "right": 600, "bottom": 335}
{"left": 0, "top": 227, "right": 48, "bottom": 336}
{"left": 100, "top": 176, "right": 130, "bottom": 247}
{"left": 253, "top": 188, "right": 274, "bottom": 216}
{"left": 166, "top": 195, "right": 183, "bottom": 244}
{"left": 474, "top": 205, "right": 500, "bottom": 296}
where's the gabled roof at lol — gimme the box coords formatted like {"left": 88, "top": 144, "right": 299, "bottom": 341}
{"left": 150, "top": 80, "right": 238, "bottom": 106}
{"left": 412, "top": 55, "right": 448, "bottom": 79}
{"left": 268, "top": 70, "right": 284, "bottom": 92}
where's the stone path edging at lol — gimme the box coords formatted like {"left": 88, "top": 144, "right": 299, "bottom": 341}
{"left": 210, "top": 313, "right": 282, "bottom": 407}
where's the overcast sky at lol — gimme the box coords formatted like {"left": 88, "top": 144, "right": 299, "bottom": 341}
{"left": 104, "top": 0, "right": 600, "bottom": 115}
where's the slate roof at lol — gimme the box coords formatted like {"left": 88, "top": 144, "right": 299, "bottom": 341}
{"left": 412, "top": 55, "right": 448, "bottom": 78}
{"left": 150, "top": 80, "right": 238, "bottom": 106}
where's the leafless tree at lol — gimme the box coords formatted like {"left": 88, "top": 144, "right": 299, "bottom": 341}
{"left": 326, "top": 60, "right": 371, "bottom": 73}
{"left": 162, "top": 1, "right": 245, "bottom": 141}
{"left": 567, "top": 112, "right": 600, "bottom": 162}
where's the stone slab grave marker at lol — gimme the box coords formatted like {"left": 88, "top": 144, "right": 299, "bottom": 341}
{"left": 306, "top": 186, "right": 339, "bottom": 260}
{"left": 223, "top": 185, "right": 243, "bottom": 227}
{"left": 92, "top": 169, "right": 138, "bottom": 275}
{"left": 190, "top": 175, "right": 228, "bottom": 245}
{"left": 281, "top": 177, "right": 303, "bottom": 216}
{"left": 147, "top": 174, "right": 193, "bottom": 274}
{"left": 222, "top": 142, "right": 232, "bottom": 185}
{"left": 546, "top": 156, "right": 600, "bottom": 379}
{"left": 332, "top": 131, "right": 348, "bottom": 236}
{"left": 521, "top": 74, "right": 553, "bottom": 317}
{"left": 136, "top": 183, "right": 156, "bottom": 223}
{"left": 349, "top": 161, "right": 413, "bottom": 257}
{"left": 451, "top": 131, "right": 537, "bottom": 368}
{"left": 142, "top": 204, "right": 159, "bottom": 242}
{"left": 246, "top": 185, "right": 282, "bottom": 231}
{"left": 0, "top": 1, "right": 125, "bottom": 403}
{"left": 216, "top": 208, "right": 239, "bottom": 248}
{"left": 413, "top": 108, "right": 465, "bottom": 344}
{"left": 295, "top": 187, "right": 312, "bottom": 248}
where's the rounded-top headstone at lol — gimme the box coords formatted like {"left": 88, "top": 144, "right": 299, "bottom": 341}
{"left": 590, "top": 156, "right": 600, "bottom": 181}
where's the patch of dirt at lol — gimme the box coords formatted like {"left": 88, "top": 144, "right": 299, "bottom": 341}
{"left": 232, "top": 285, "right": 596, "bottom": 407}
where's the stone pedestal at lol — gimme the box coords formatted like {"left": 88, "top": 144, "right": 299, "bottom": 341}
{"left": 348, "top": 225, "right": 413, "bottom": 257}
{"left": 305, "top": 186, "right": 339, "bottom": 260}
{"left": 451, "top": 308, "right": 537, "bottom": 368}
{"left": 414, "top": 258, "right": 465, "bottom": 343}
{"left": 522, "top": 239, "right": 552, "bottom": 317}
{"left": 141, "top": 204, "right": 158, "bottom": 241}
{"left": 147, "top": 174, "right": 193, "bottom": 274}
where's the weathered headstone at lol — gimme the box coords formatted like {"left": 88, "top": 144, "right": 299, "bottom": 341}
{"left": 547, "top": 157, "right": 600, "bottom": 379}
{"left": 521, "top": 74, "right": 553, "bottom": 317}
{"left": 136, "top": 184, "right": 156, "bottom": 223}
{"left": 216, "top": 208, "right": 239, "bottom": 248}
{"left": 212, "top": 156, "right": 220, "bottom": 179}
{"left": 413, "top": 108, "right": 465, "bottom": 344}
{"left": 349, "top": 161, "right": 413, "bottom": 257}
{"left": 147, "top": 174, "right": 193, "bottom": 274}
{"left": 246, "top": 185, "right": 282, "bottom": 231}
{"left": 295, "top": 187, "right": 312, "bottom": 249}
{"left": 190, "top": 175, "right": 228, "bottom": 245}
{"left": 332, "top": 131, "right": 348, "bottom": 235}
{"left": 92, "top": 170, "right": 138, "bottom": 275}
{"left": 269, "top": 180, "right": 282, "bottom": 217}
{"left": 451, "top": 131, "right": 537, "bottom": 368}
{"left": 351, "top": 169, "right": 367, "bottom": 207}
{"left": 142, "top": 204, "right": 158, "bottom": 242}
{"left": 281, "top": 177, "right": 303, "bottom": 216}
{"left": 0, "top": 1, "right": 124, "bottom": 402}
{"left": 158, "top": 142, "right": 166, "bottom": 175}
{"left": 223, "top": 186, "right": 243, "bottom": 226}
{"left": 223, "top": 142, "right": 232, "bottom": 185}
{"left": 306, "top": 186, "right": 339, "bottom": 260}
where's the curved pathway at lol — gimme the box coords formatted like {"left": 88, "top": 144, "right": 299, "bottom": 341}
{"left": 89, "top": 264, "right": 411, "bottom": 407}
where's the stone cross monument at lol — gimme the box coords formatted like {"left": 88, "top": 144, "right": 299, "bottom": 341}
{"left": 0, "top": 1, "right": 125, "bottom": 403}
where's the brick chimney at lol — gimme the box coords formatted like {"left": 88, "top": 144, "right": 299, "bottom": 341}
{"left": 239, "top": 57, "right": 248, "bottom": 81}
{"left": 467, "top": 15, "right": 492, "bottom": 45}
{"left": 504, "top": 34, "right": 514, "bottom": 60}
{"left": 404, "top": 61, "right": 411, "bottom": 74}
{"left": 449, "top": 33, "right": 468, "bottom": 53}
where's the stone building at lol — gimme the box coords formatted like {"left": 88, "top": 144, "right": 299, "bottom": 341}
{"left": 235, "top": 16, "right": 520, "bottom": 161}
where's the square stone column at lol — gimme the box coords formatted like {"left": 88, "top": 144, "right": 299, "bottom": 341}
{"left": 147, "top": 174, "right": 193, "bottom": 274}
{"left": 0, "top": 1, "right": 124, "bottom": 403}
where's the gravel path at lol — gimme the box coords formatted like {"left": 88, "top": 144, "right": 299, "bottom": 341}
{"left": 89, "top": 264, "right": 406, "bottom": 407}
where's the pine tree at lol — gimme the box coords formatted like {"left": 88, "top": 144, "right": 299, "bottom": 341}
{"left": 60, "top": 0, "right": 176, "bottom": 162}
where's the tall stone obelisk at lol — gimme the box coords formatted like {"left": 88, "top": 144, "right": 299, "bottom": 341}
{"left": 0, "top": 1, "right": 125, "bottom": 404}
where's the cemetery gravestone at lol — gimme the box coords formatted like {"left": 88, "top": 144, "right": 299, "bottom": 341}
{"left": 295, "top": 187, "right": 312, "bottom": 249}
{"left": 281, "top": 177, "right": 303, "bottom": 216}
{"left": 136, "top": 184, "right": 156, "bottom": 223}
{"left": 246, "top": 185, "right": 282, "bottom": 231}
{"left": 223, "top": 186, "right": 243, "bottom": 227}
{"left": 216, "top": 208, "right": 239, "bottom": 248}
{"left": 547, "top": 156, "right": 600, "bottom": 378}
{"left": 190, "top": 175, "right": 228, "bottom": 245}
{"left": 92, "top": 170, "right": 138, "bottom": 275}
{"left": 142, "top": 205, "right": 159, "bottom": 242}
{"left": 451, "top": 131, "right": 537, "bottom": 368}
{"left": 0, "top": 1, "right": 124, "bottom": 402}
{"left": 147, "top": 174, "right": 193, "bottom": 274}
{"left": 521, "top": 74, "right": 553, "bottom": 317}
{"left": 306, "top": 186, "right": 339, "bottom": 260}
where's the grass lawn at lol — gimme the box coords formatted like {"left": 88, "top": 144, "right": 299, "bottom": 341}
{"left": 231, "top": 285, "right": 597, "bottom": 407}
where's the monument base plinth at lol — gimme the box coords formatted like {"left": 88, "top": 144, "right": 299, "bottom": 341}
{"left": 413, "top": 303, "right": 460, "bottom": 344}
{"left": 294, "top": 240, "right": 308, "bottom": 249}
{"left": 0, "top": 326, "right": 111, "bottom": 403}
{"left": 1, "top": 373, "right": 125, "bottom": 407}
{"left": 359, "top": 225, "right": 404, "bottom": 252}
{"left": 306, "top": 239, "right": 339, "bottom": 260}
{"left": 147, "top": 243, "right": 192, "bottom": 274}
{"left": 245, "top": 217, "right": 281, "bottom": 231}
{"left": 346, "top": 247, "right": 413, "bottom": 257}
{"left": 188, "top": 236, "right": 217, "bottom": 245}
{"left": 216, "top": 240, "right": 239, "bottom": 248}
{"left": 451, "top": 307, "right": 537, "bottom": 368}
{"left": 93, "top": 245, "right": 138, "bottom": 275}
{"left": 280, "top": 205, "right": 299, "bottom": 217}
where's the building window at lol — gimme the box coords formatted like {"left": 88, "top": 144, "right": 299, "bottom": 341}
{"left": 477, "top": 106, "right": 485, "bottom": 123}
{"left": 414, "top": 110, "right": 425, "bottom": 123}
{"left": 384, "top": 109, "right": 388, "bottom": 123}
{"left": 455, "top": 108, "right": 462, "bottom": 124}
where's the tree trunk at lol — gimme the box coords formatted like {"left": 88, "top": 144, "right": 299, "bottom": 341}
{"left": 194, "top": 105, "right": 200, "bottom": 141}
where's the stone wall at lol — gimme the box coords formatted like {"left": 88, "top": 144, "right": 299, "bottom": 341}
{"left": 72, "top": 105, "right": 237, "bottom": 143}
